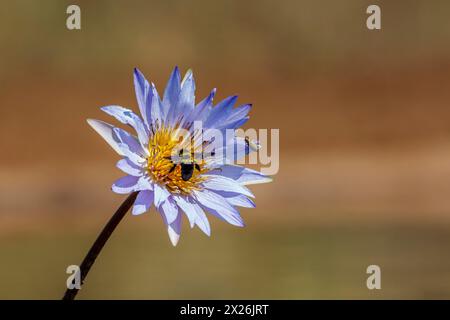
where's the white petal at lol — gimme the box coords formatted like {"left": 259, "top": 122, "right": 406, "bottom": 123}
{"left": 153, "top": 183, "right": 170, "bottom": 208}
{"left": 209, "top": 165, "right": 273, "bottom": 185}
{"left": 113, "top": 132, "right": 146, "bottom": 165}
{"left": 87, "top": 119, "right": 123, "bottom": 156}
{"left": 173, "top": 196, "right": 196, "bottom": 227}
{"left": 193, "top": 189, "right": 244, "bottom": 227}
{"left": 101, "top": 105, "right": 149, "bottom": 152}
{"left": 135, "top": 176, "right": 153, "bottom": 191}
{"left": 112, "top": 127, "right": 145, "bottom": 157}
{"left": 202, "top": 175, "right": 254, "bottom": 198}
{"left": 218, "top": 192, "right": 255, "bottom": 208}
{"left": 174, "top": 196, "right": 211, "bottom": 236}
{"left": 111, "top": 175, "right": 139, "bottom": 194}
{"left": 132, "top": 190, "right": 154, "bottom": 215}
{"left": 116, "top": 158, "right": 142, "bottom": 176}
{"left": 168, "top": 225, "right": 180, "bottom": 246}
{"left": 159, "top": 198, "right": 178, "bottom": 224}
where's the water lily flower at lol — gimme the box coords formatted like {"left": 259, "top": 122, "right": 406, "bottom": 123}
{"left": 87, "top": 67, "right": 271, "bottom": 246}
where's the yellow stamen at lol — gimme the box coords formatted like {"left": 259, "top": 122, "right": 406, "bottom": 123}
{"left": 146, "top": 126, "right": 206, "bottom": 195}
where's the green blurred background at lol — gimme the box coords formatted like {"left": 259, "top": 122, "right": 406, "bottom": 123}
{"left": 1, "top": 0, "right": 450, "bottom": 299}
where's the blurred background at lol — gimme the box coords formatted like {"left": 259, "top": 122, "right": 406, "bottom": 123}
{"left": 1, "top": 0, "right": 450, "bottom": 299}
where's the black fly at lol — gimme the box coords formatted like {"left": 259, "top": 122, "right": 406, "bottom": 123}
{"left": 166, "top": 148, "right": 201, "bottom": 181}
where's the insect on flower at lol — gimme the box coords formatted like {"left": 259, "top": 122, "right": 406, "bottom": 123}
{"left": 87, "top": 67, "right": 272, "bottom": 246}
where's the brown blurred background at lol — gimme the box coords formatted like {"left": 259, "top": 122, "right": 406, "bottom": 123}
{"left": 1, "top": 0, "right": 450, "bottom": 299}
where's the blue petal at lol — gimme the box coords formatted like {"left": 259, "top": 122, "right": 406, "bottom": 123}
{"left": 153, "top": 183, "right": 170, "bottom": 208}
{"left": 157, "top": 199, "right": 182, "bottom": 246}
{"left": 228, "top": 103, "right": 252, "bottom": 121}
{"left": 220, "top": 136, "right": 257, "bottom": 164}
{"left": 116, "top": 158, "right": 142, "bottom": 176}
{"left": 101, "top": 105, "right": 148, "bottom": 150}
{"left": 167, "top": 69, "right": 196, "bottom": 126}
{"left": 204, "top": 95, "right": 237, "bottom": 128}
{"left": 204, "top": 136, "right": 252, "bottom": 167}
{"left": 133, "top": 68, "right": 151, "bottom": 127}
{"left": 209, "top": 165, "right": 272, "bottom": 185}
{"left": 112, "top": 127, "right": 143, "bottom": 155}
{"left": 191, "top": 205, "right": 211, "bottom": 236}
{"left": 193, "top": 189, "right": 244, "bottom": 227}
{"left": 215, "top": 191, "right": 255, "bottom": 208}
{"left": 229, "top": 117, "right": 249, "bottom": 129}
{"left": 215, "top": 103, "right": 251, "bottom": 130}
{"left": 112, "top": 175, "right": 139, "bottom": 194}
{"left": 211, "top": 104, "right": 251, "bottom": 131}
{"left": 162, "top": 66, "right": 181, "bottom": 118}
{"left": 173, "top": 196, "right": 196, "bottom": 227}
{"left": 167, "top": 212, "right": 182, "bottom": 246}
{"left": 187, "top": 88, "right": 216, "bottom": 125}
{"left": 169, "top": 212, "right": 182, "bottom": 234}
{"left": 135, "top": 175, "right": 154, "bottom": 191}
{"left": 149, "top": 83, "right": 165, "bottom": 127}
{"left": 132, "top": 190, "right": 154, "bottom": 215}
{"left": 87, "top": 119, "right": 124, "bottom": 156}
{"left": 202, "top": 175, "right": 254, "bottom": 198}
{"left": 133, "top": 68, "right": 165, "bottom": 129}
{"left": 112, "top": 128, "right": 146, "bottom": 164}
{"left": 159, "top": 197, "right": 178, "bottom": 224}
{"left": 174, "top": 195, "right": 211, "bottom": 236}
{"left": 179, "top": 69, "right": 196, "bottom": 111}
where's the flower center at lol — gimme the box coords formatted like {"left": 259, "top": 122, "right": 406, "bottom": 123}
{"left": 146, "top": 126, "right": 206, "bottom": 195}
